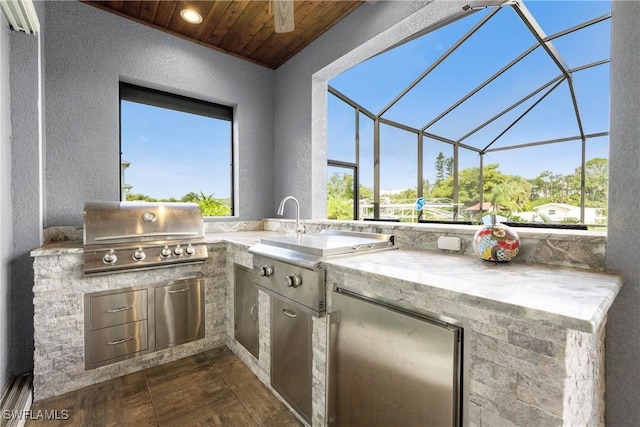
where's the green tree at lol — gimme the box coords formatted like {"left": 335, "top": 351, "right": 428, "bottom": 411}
{"left": 126, "top": 193, "right": 157, "bottom": 202}
{"left": 327, "top": 198, "right": 353, "bottom": 219}
{"left": 422, "top": 179, "right": 433, "bottom": 198}
{"left": 196, "top": 192, "right": 230, "bottom": 216}
{"left": 435, "top": 152, "right": 446, "bottom": 183}
{"left": 579, "top": 157, "right": 608, "bottom": 207}
{"left": 529, "top": 171, "right": 570, "bottom": 202}
{"left": 390, "top": 188, "right": 417, "bottom": 202}
{"left": 359, "top": 184, "right": 373, "bottom": 200}
{"left": 488, "top": 177, "right": 531, "bottom": 215}
{"left": 327, "top": 173, "right": 355, "bottom": 219}
{"left": 180, "top": 192, "right": 200, "bottom": 203}
{"left": 444, "top": 156, "right": 453, "bottom": 178}
{"left": 434, "top": 152, "right": 453, "bottom": 184}
{"left": 431, "top": 163, "right": 508, "bottom": 206}
{"left": 327, "top": 173, "right": 354, "bottom": 199}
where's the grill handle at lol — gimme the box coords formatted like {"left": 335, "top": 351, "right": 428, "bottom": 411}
{"left": 93, "top": 232, "right": 200, "bottom": 242}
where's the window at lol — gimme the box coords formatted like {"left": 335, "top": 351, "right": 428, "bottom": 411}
{"left": 327, "top": 0, "right": 610, "bottom": 229}
{"left": 120, "top": 83, "right": 234, "bottom": 217}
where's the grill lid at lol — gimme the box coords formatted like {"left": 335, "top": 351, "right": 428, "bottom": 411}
{"left": 82, "top": 202, "right": 208, "bottom": 275}
{"left": 83, "top": 201, "right": 205, "bottom": 245}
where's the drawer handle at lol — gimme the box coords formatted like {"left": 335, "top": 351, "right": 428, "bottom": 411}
{"left": 107, "top": 336, "right": 134, "bottom": 345}
{"left": 168, "top": 288, "right": 189, "bottom": 294}
{"left": 250, "top": 304, "right": 258, "bottom": 323}
{"left": 107, "top": 305, "right": 133, "bottom": 313}
{"left": 282, "top": 309, "right": 297, "bottom": 318}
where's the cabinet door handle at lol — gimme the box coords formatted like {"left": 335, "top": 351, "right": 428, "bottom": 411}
{"left": 250, "top": 304, "right": 258, "bottom": 323}
{"left": 282, "top": 309, "right": 297, "bottom": 318}
{"left": 168, "top": 288, "right": 189, "bottom": 294}
{"left": 107, "top": 336, "right": 134, "bottom": 345}
{"left": 107, "top": 305, "right": 133, "bottom": 313}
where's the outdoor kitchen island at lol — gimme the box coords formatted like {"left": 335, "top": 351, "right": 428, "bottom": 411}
{"left": 323, "top": 249, "right": 620, "bottom": 426}
{"left": 31, "top": 225, "right": 621, "bottom": 427}
{"left": 224, "top": 227, "right": 621, "bottom": 427}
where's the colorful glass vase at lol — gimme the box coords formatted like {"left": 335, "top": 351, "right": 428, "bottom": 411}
{"left": 472, "top": 223, "right": 520, "bottom": 262}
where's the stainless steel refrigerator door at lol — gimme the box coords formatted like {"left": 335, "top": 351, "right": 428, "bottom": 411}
{"left": 329, "top": 290, "right": 462, "bottom": 427}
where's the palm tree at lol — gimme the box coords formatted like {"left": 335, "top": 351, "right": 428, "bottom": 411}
{"left": 488, "top": 178, "right": 531, "bottom": 220}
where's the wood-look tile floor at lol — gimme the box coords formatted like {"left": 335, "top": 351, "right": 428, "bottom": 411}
{"left": 27, "top": 347, "right": 303, "bottom": 426}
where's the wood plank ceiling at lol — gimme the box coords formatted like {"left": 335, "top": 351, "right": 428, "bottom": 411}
{"left": 83, "top": 1, "right": 365, "bottom": 69}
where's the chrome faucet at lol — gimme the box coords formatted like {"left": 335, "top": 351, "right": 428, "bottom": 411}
{"left": 277, "top": 196, "right": 305, "bottom": 234}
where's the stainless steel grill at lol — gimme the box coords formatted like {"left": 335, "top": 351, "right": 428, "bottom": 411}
{"left": 83, "top": 202, "right": 209, "bottom": 275}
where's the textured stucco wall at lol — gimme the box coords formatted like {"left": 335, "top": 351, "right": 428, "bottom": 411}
{"left": 44, "top": 1, "right": 274, "bottom": 226}
{"left": 10, "top": 20, "right": 42, "bottom": 379}
{"left": 604, "top": 1, "right": 640, "bottom": 425}
{"left": 0, "top": 17, "right": 12, "bottom": 389}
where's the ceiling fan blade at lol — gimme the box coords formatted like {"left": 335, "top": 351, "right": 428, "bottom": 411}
{"left": 274, "top": 0, "right": 294, "bottom": 33}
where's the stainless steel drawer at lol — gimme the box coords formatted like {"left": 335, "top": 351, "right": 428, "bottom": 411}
{"left": 90, "top": 289, "right": 147, "bottom": 329}
{"left": 90, "top": 320, "right": 148, "bottom": 364}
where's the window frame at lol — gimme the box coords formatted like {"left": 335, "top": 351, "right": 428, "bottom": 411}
{"left": 119, "top": 82, "right": 235, "bottom": 217}
{"left": 326, "top": 2, "right": 610, "bottom": 228}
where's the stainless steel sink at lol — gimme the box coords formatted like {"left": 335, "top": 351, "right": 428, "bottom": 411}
{"left": 251, "top": 229, "right": 395, "bottom": 264}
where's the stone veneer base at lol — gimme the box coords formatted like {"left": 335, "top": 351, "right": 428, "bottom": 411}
{"left": 324, "top": 268, "right": 605, "bottom": 426}
{"left": 32, "top": 243, "right": 228, "bottom": 401}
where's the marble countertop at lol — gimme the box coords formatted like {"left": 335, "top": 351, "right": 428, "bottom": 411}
{"left": 204, "top": 231, "right": 286, "bottom": 246}
{"left": 31, "top": 230, "right": 621, "bottom": 333}
{"left": 326, "top": 249, "right": 621, "bottom": 333}
{"left": 29, "top": 231, "right": 286, "bottom": 256}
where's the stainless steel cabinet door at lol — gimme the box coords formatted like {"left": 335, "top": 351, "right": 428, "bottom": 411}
{"left": 271, "top": 297, "right": 312, "bottom": 424}
{"left": 154, "top": 278, "right": 204, "bottom": 349}
{"left": 329, "top": 290, "right": 462, "bottom": 427}
{"left": 234, "top": 264, "right": 259, "bottom": 358}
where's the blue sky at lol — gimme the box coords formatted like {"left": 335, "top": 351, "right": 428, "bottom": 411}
{"left": 328, "top": 0, "right": 611, "bottom": 192}
{"left": 122, "top": 1, "right": 611, "bottom": 199}
{"left": 121, "top": 101, "right": 232, "bottom": 200}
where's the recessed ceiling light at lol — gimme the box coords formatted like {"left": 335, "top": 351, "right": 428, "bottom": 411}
{"left": 180, "top": 9, "right": 202, "bottom": 24}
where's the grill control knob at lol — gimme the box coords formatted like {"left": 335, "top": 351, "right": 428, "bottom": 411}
{"left": 185, "top": 244, "right": 195, "bottom": 255}
{"left": 102, "top": 249, "right": 117, "bottom": 264}
{"left": 285, "top": 274, "right": 301, "bottom": 288}
{"left": 259, "top": 265, "right": 274, "bottom": 277}
{"left": 160, "top": 245, "right": 172, "bottom": 258}
{"left": 133, "top": 247, "right": 145, "bottom": 261}
{"left": 174, "top": 244, "right": 184, "bottom": 256}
